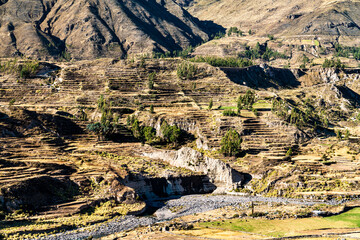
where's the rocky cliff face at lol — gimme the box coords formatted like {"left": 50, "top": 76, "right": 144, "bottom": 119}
{"left": 144, "top": 147, "right": 246, "bottom": 190}
{"left": 0, "top": 0, "right": 215, "bottom": 59}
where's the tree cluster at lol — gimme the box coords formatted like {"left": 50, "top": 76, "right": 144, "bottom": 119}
{"left": 242, "top": 42, "right": 288, "bottom": 61}
{"left": 220, "top": 129, "right": 242, "bottom": 156}
{"left": 87, "top": 95, "right": 119, "bottom": 140}
{"left": 237, "top": 90, "right": 256, "bottom": 113}
{"left": 228, "top": 27, "right": 243, "bottom": 36}
{"left": 177, "top": 62, "right": 198, "bottom": 80}
{"left": 322, "top": 58, "right": 345, "bottom": 69}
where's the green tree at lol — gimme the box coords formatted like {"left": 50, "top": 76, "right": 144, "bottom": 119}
{"left": 237, "top": 90, "right": 256, "bottom": 113}
{"left": 208, "top": 99, "right": 213, "bottom": 110}
{"left": 177, "top": 62, "right": 198, "bottom": 80}
{"left": 336, "top": 129, "right": 342, "bottom": 140}
{"left": 143, "top": 126, "right": 156, "bottom": 143}
{"left": 344, "top": 129, "right": 350, "bottom": 140}
{"left": 87, "top": 95, "right": 116, "bottom": 140}
{"left": 286, "top": 147, "right": 293, "bottom": 156}
{"left": 160, "top": 120, "right": 182, "bottom": 145}
{"left": 220, "top": 129, "right": 242, "bottom": 156}
{"left": 149, "top": 104, "right": 154, "bottom": 113}
{"left": 148, "top": 72, "right": 155, "bottom": 89}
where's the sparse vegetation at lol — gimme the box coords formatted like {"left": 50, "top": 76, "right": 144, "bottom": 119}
{"left": 0, "top": 59, "right": 39, "bottom": 78}
{"left": 242, "top": 42, "right": 289, "bottom": 61}
{"left": 177, "top": 62, "right": 198, "bottom": 80}
{"left": 228, "top": 27, "right": 243, "bottom": 36}
{"left": 190, "top": 56, "right": 253, "bottom": 68}
{"left": 153, "top": 46, "right": 195, "bottom": 58}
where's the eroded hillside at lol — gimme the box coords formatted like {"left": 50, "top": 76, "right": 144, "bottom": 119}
{"left": 0, "top": 0, "right": 221, "bottom": 59}
{"left": 187, "top": 0, "right": 360, "bottom": 44}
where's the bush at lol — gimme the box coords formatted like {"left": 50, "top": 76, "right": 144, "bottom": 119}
{"left": 177, "top": 62, "right": 197, "bottom": 80}
{"left": 223, "top": 109, "right": 237, "bottom": 116}
{"left": 286, "top": 147, "right": 293, "bottom": 156}
{"left": 149, "top": 104, "right": 154, "bottom": 113}
{"left": 220, "top": 129, "right": 242, "bottom": 156}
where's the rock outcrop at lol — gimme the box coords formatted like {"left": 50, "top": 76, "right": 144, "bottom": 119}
{"left": 0, "top": 0, "right": 217, "bottom": 59}
{"left": 144, "top": 147, "right": 246, "bottom": 190}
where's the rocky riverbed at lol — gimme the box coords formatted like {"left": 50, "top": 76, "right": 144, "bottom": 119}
{"left": 37, "top": 194, "right": 335, "bottom": 240}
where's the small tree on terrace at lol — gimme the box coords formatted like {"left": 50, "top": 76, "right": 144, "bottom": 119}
{"left": 220, "top": 129, "right": 242, "bottom": 156}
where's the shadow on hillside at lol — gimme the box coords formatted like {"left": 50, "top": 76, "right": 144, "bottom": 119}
{"left": 124, "top": 173, "right": 217, "bottom": 215}
{"left": 337, "top": 85, "right": 360, "bottom": 107}
{"left": 221, "top": 66, "right": 303, "bottom": 89}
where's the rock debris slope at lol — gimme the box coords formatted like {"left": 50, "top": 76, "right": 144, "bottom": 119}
{"left": 0, "top": 0, "right": 213, "bottom": 59}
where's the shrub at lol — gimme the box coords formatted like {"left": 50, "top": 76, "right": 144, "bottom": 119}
{"left": 286, "top": 147, "right": 293, "bottom": 156}
{"left": 220, "top": 129, "right": 242, "bottom": 156}
{"left": 131, "top": 119, "right": 143, "bottom": 141}
{"left": 9, "top": 98, "right": 16, "bottom": 106}
{"left": 223, "top": 109, "right": 237, "bottom": 116}
{"left": 149, "top": 104, "right": 154, "bottom": 113}
{"left": 336, "top": 129, "right": 342, "bottom": 140}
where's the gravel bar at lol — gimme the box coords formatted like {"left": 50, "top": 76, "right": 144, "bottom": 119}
{"left": 36, "top": 194, "right": 339, "bottom": 240}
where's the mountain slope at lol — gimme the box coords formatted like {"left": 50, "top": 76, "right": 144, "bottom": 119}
{"left": 187, "top": 0, "right": 360, "bottom": 42}
{"left": 0, "top": 0, "right": 216, "bottom": 59}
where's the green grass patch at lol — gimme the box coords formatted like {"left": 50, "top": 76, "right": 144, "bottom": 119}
{"left": 326, "top": 207, "right": 360, "bottom": 227}
{"left": 302, "top": 39, "right": 319, "bottom": 46}
{"left": 252, "top": 101, "right": 272, "bottom": 109}
{"left": 199, "top": 208, "right": 360, "bottom": 238}
{"left": 219, "top": 106, "right": 237, "bottom": 110}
